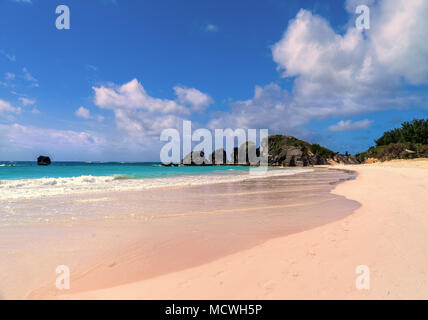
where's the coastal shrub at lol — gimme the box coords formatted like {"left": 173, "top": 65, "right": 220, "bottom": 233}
{"left": 356, "top": 119, "right": 428, "bottom": 162}
{"left": 416, "top": 144, "right": 428, "bottom": 156}
{"left": 375, "top": 119, "right": 428, "bottom": 146}
{"left": 378, "top": 143, "right": 408, "bottom": 160}
{"left": 310, "top": 144, "right": 335, "bottom": 158}
{"left": 270, "top": 135, "right": 285, "bottom": 153}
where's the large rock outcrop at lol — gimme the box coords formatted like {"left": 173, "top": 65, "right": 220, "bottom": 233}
{"left": 262, "top": 135, "right": 359, "bottom": 167}
{"left": 230, "top": 142, "right": 264, "bottom": 165}
{"left": 178, "top": 135, "right": 360, "bottom": 167}
{"left": 181, "top": 151, "right": 209, "bottom": 165}
{"left": 210, "top": 149, "right": 227, "bottom": 165}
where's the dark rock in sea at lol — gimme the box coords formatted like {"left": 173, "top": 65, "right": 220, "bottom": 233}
{"left": 182, "top": 150, "right": 209, "bottom": 166}
{"left": 210, "top": 148, "right": 227, "bottom": 165}
{"left": 162, "top": 163, "right": 179, "bottom": 167}
{"left": 37, "top": 156, "right": 51, "bottom": 166}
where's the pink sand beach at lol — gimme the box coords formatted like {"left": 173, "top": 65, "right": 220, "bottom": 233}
{"left": 1, "top": 160, "right": 427, "bottom": 299}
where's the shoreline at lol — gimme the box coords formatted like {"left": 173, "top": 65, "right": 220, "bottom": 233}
{"left": 0, "top": 167, "right": 313, "bottom": 201}
{"left": 1, "top": 167, "right": 357, "bottom": 300}
{"left": 51, "top": 159, "right": 428, "bottom": 299}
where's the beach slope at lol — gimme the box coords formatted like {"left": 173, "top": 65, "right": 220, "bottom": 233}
{"left": 60, "top": 159, "right": 428, "bottom": 299}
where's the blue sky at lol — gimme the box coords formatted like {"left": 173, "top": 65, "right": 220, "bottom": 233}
{"left": 0, "top": 0, "right": 427, "bottom": 161}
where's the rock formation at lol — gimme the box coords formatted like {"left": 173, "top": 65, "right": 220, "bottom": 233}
{"left": 210, "top": 149, "right": 227, "bottom": 165}
{"left": 261, "top": 135, "right": 359, "bottom": 167}
{"left": 181, "top": 150, "right": 209, "bottom": 165}
{"left": 37, "top": 156, "right": 51, "bottom": 166}
{"left": 179, "top": 135, "right": 360, "bottom": 167}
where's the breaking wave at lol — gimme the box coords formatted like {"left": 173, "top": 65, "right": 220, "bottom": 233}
{"left": 0, "top": 168, "right": 314, "bottom": 200}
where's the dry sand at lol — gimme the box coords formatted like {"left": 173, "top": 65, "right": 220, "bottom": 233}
{"left": 58, "top": 159, "right": 428, "bottom": 299}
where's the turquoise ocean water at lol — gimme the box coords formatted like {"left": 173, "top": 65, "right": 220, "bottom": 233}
{"left": 0, "top": 161, "right": 250, "bottom": 181}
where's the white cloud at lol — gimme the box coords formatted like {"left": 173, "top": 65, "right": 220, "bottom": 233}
{"left": 272, "top": 0, "right": 428, "bottom": 93}
{"left": 328, "top": 119, "right": 373, "bottom": 132}
{"left": 22, "top": 67, "right": 38, "bottom": 83}
{"left": 209, "top": 83, "right": 295, "bottom": 131}
{"left": 272, "top": 9, "right": 388, "bottom": 100}
{"left": 0, "top": 99, "right": 21, "bottom": 115}
{"left": 0, "top": 81, "right": 16, "bottom": 88}
{"left": 75, "top": 106, "right": 91, "bottom": 119}
{"left": 345, "top": 0, "right": 375, "bottom": 13}
{"left": 174, "top": 86, "right": 213, "bottom": 112}
{"left": 5, "top": 72, "right": 15, "bottom": 80}
{"left": 0, "top": 123, "right": 105, "bottom": 156}
{"left": 0, "top": 50, "right": 16, "bottom": 62}
{"left": 93, "top": 79, "right": 213, "bottom": 141}
{"left": 205, "top": 24, "right": 218, "bottom": 32}
{"left": 13, "top": 0, "right": 32, "bottom": 3}
{"left": 370, "top": 0, "right": 428, "bottom": 85}
{"left": 93, "top": 79, "right": 194, "bottom": 114}
{"left": 211, "top": 0, "right": 428, "bottom": 134}
{"left": 18, "top": 97, "right": 36, "bottom": 106}
{"left": 86, "top": 64, "right": 98, "bottom": 71}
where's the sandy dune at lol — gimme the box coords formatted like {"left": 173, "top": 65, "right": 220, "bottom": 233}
{"left": 60, "top": 159, "right": 428, "bottom": 299}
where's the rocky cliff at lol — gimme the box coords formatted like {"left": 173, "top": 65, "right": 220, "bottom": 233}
{"left": 179, "top": 135, "right": 359, "bottom": 167}
{"left": 261, "top": 135, "right": 359, "bottom": 167}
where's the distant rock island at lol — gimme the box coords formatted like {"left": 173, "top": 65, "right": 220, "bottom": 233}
{"left": 37, "top": 156, "right": 51, "bottom": 166}
{"left": 176, "top": 135, "right": 359, "bottom": 167}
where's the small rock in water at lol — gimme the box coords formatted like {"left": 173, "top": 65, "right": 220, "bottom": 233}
{"left": 37, "top": 156, "right": 51, "bottom": 166}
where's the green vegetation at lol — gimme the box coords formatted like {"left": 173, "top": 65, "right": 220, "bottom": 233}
{"left": 375, "top": 119, "right": 428, "bottom": 146}
{"left": 269, "top": 135, "right": 309, "bottom": 152}
{"left": 284, "top": 136, "right": 310, "bottom": 148}
{"left": 356, "top": 145, "right": 386, "bottom": 162}
{"left": 270, "top": 135, "right": 286, "bottom": 153}
{"left": 357, "top": 119, "right": 428, "bottom": 161}
{"left": 310, "top": 144, "right": 336, "bottom": 158}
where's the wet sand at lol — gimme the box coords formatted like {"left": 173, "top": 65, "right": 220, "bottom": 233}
{"left": 58, "top": 160, "right": 428, "bottom": 300}
{"left": 0, "top": 168, "right": 358, "bottom": 299}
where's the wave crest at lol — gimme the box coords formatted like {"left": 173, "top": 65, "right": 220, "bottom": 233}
{"left": 0, "top": 169, "right": 314, "bottom": 201}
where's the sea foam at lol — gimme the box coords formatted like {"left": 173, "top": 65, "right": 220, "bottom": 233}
{"left": 0, "top": 168, "right": 314, "bottom": 201}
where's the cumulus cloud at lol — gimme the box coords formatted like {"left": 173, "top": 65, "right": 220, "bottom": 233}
{"left": 210, "top": 0, "right": 428, "bottom": 134}
{"left": 93, "top": 79, "right": 194, "bottom": 114}
{"left": 93, "top": 79, "right": 213, "bottom": 141}
{"left": 5, "top": 72, "right": 15, "bottom": 80}
{"left": 273, "top": 0, "right": 428, "bottom": 92}
{"left": 18, "top": 97, "right": 36, "bottom": 106}
{"left": 271, "top": 8, "right": 406, "bottom": 104}
{"left": 75, "top": 106, "right": 91, "bottom": 119}
{"left": 0, "top": 99, "right": 21, "bottom": 115}
{"left": 328, "top": 119, "right": 373, "bottom": 132}
{"left": 174, "top": 86, "right": 213, "bottom": 112}
{"left": 345, "top": 0, "right": 375, "bottom": 13}
{"left": 209, "top": 83, "right": 295, "bottom": 131}
{"left": 370, "top": 0, "right": 428, "bottom": 85}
